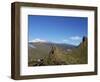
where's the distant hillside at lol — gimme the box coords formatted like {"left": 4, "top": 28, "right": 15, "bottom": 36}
{"left": 28, "top": 37, "right": 88, "bottom": 66}
{"left": 63, "top": 36, "right": 88, "bottom": 64}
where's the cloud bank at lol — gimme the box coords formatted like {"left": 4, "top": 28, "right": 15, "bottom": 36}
{"left": 70, "top": 36, "right": 81, "bottom": 40}
{"left": 29, "top": 38, "right": 47, "bottom": 43}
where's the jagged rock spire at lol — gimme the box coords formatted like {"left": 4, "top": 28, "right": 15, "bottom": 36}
{"left": 82, "top": 36, "right": 87, "bottom": 42}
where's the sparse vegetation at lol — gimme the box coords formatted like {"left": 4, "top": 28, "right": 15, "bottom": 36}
{"left": 28, "top": 37, "right": 88, "bottom": 66}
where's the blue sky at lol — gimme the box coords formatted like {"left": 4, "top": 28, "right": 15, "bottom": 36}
{"left": 28, "top": 15, "right": 87, "bottom": 46}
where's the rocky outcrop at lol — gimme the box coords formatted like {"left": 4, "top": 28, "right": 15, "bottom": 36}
{"left": 47, "top": 46, "right": 66, "bottom": 65}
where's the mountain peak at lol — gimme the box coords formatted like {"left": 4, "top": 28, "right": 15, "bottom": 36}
{"left": 29, "top": 38, "right": 47, "bottom": 43}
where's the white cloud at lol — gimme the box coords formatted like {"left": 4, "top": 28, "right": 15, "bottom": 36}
{"left": 29, "top": 38, "right": 47, "bottom": 43}
{"left": 70, "top": 36, "right": 81, "bottom": 40}
{"left": 62, "top": 36, "right": 82, "bottom": 45}
{"left": 63, "top": 39, "right": 69, "bottom": 42}
{"left": 63, "top": 36, "right": 81, "bottom": 42}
